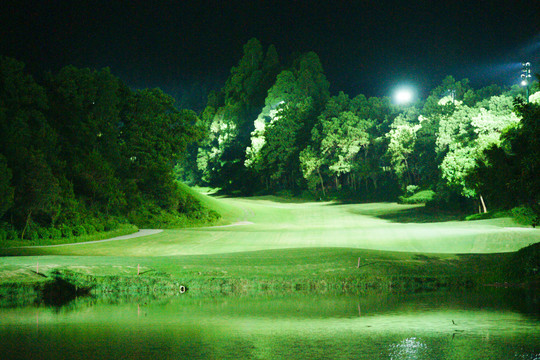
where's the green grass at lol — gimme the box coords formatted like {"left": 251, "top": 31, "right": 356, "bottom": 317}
{"left": 3, "top": 197, "right": 536, "bottom": 257}
{"left": 1, "top": 193, "right": 538, "bottom": 300}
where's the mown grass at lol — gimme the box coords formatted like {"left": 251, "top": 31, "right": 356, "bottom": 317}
{"left": 0, "top": 192, "right": 538, "bottom": 304}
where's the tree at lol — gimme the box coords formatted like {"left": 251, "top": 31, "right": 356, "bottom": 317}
{"left": 320, "top": 111, "right": 370, "bottom": 186}
{"left": 386, "top": 116, "right": 422, "bottom": 187}
{"left": 245, "top": 52, "right": 330, "bottom": 191}
{"left": 438, "top": 95, "right": 519, "bottom": 212}
{"left": 17, "top": 150, "right": 60, "bottom": 238}
{"left": 0, "top": 56, "right": 60, "bottom": 230}
{"left": 122, "top": 89, "right": 201, "bottom": 209}
{"left": 0, "top": 154, "right": 14, "bottom": 219}
{"left": 473, "top": 98, "right": 539, "bottom": 212}
{"left": 196, "top": 39, "right": 281, "bottom": 190}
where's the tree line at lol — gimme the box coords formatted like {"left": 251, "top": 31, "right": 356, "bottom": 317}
{"left": 181, "top": 38, "right": 539, "bottom": 220}
{"left": 0, "top": 56, "right": 215, "bottom": 242}
{"left": 1, "top": 38, "right": 538, "bottom": 243}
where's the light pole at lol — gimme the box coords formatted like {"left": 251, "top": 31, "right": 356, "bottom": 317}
{"left": 521, "top": 62, "right": 531, "bottom": 103}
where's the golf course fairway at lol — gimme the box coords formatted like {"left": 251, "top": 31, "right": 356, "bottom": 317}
{"left": 0, "top": 194, "right": 539, "bottom": 297}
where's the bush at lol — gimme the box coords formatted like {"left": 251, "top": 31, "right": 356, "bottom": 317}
{"left": 49, "top": 228, "right": 62, "bottom": 239}
{"left": 104, "top": 219, "right": 119, "bottom": 231}
{"left": 60, "top": 225, "right": 73, "bottom": 238}
{"left": 276, "top": 190, "right": 294, "bottom": 198}
{"left": 178, "top": 193, "right": 202, "bottom": 214}
{"left": 399, "top": 190, "right": 436, "bottom": 204}
{"left": 406, "top": 185, "right": 419, "bottom": 195}
{"left": 0, "top": 224, "right": 21, "bottom": 241}
{"left": 507, "top": 242, "right": 540, "bottom": 279}
{"left": 83, "top": 223, "right": 96, "bottom": 234}
{"left": 26, "top": 229, "right": 39, "bottom": 241}
{"left": 300, "top": 190, "right": 317, "bottom": 201}
{"left": 72, "top": 224, "right": 87, "bottom": 236}
{"left": 93, "top": 220, "right": 105, "bottom": 232}
{"left": 5, "top": 228, "right": 18, "bottom": 240}
{"left": 511, "top": 206, "right": 537, "bottom": 225}
{"left": 465, "top": 210, "right": 509, "bottom": 221}
{"left": 37, "top": 227, "right": 52, "bottom": 239}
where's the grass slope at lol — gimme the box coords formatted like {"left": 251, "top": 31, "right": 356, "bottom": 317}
{"left": 1, "top": 193, "right": 538, "bottom": 298}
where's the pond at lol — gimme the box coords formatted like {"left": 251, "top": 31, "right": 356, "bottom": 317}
{"left": 0, "top": 289, "right": 538, "bottom": 359}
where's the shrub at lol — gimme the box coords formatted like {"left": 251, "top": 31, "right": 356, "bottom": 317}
{"left": 406, "top": 185, "right": 419, "bottom": 195}
{"left": 104, "top": 219, "right": 119, "bottom": 231}
{"left": 26, "top": 229, "right": 39, "bottom": 241}
{"left": 93, "top": 221, "right": 105, "bottom": 232}
{"left": 49, "top": 228, "right": 62, "bottom": 239}
{"left": 5, "top": 228, "right": 18, "bottom": 240}
{"left": 37, "top": 227, "right": 52, "bottom": 239}
{"left": 83, "top": 223, "right": 96, "bottom": 234}
{"left": 72, "top": 224, "right": 87, "bottom": 236}
{"left": 399, "top": 190, "right": 436, "bottom": 204}
{"left": 511, "top": 206, "right": 537, "bottom": 225}
{"left": 60, "top": 225, "right": 73, "bottom": 238}
{"left": 276, "top": 190, "right": 294, "bottom": 198}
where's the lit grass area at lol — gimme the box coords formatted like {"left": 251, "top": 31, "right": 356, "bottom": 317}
{"left": 2, "top": 196, "right": 537, "bottom": 257}
{"left": 0, "top": 195, "right": 538, "bottom": 298}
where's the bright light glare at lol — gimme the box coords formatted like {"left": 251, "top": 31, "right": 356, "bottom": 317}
{"left": 521, "top": 80, "right": 528, "bottom": 86}
{"left": 394, "top": 88, "right": 414, "bottom": 104}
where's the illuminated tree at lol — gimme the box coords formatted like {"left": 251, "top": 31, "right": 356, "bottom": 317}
{"left": 438, "top": 95, "right": 519, "bottom": 212}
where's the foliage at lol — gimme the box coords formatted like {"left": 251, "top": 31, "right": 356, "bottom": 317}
{"left": 472, "top": 98, "right": 539, "bottom": 218}
{"left": 194, "top": 38, "right": 281, "bottom": 191}
{"left": 4, "top": 38, "right": 537, "bottom": 234}
{"left": 0, "top": 155, "right": 14, "bottom": 219}
{"left": 437, "top": 95, "right": 519, "bottom": 205}
{"left": 0, "top": 56, "right": 216, "bottom": 243}
{"left": 399, "top": 190, "right": 436, "bottom": 204}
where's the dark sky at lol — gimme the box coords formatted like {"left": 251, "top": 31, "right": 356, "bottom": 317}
{"left": 1, "top": 0, "right": 539, "bottom": 108}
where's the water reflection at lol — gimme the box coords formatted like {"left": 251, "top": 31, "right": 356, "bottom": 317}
{"left": 388, "top": 337, "right": 428, "bottom": 360}
{"left": 0, "top": 289, "right": 538, "bottom": 359}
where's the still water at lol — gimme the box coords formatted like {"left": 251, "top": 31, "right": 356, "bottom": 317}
{"left": 0, "top": 290, "right": 538, "bottom": 359}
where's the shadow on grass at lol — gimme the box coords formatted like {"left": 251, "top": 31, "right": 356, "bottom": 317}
{"left": 210, "top": 191, "right": 317, "bottom": 204}
{"left": 351, "top": 205, "right": 464, "bottom": 223}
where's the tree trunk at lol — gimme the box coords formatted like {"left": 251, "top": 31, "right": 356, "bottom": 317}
{"left": 404, "top": 158, "right": 412, "bottom": 185}
{"left": 317, "top": 168, "right": 326, "bottom": 197}
{"left": 371, "top": 175, "right": 378, "bottom": 190}
{"left": 479, "top": 194, "right": 487, "bottom": 213}
{"left": 21, "top": 211, "right": 32, "bottom": 240}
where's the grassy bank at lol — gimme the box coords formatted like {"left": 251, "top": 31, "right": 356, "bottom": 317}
{"left": 1, "top": 243, "right": 537, "bottom": 307}
{"left": 1, "top": 194, "right": 538, "bottom": 306}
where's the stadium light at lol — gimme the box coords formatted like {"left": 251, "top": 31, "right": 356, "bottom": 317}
{"left": 394, "top": 87, "right": 414, "bottom": 105}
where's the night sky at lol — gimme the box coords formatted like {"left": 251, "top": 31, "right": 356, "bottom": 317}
{"left": 1, "top": 0, "right": 539, "bottom": 109}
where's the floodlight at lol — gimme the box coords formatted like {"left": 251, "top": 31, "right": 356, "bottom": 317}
{"left": 394, "top": 88, "right": 414, "bottom": 104}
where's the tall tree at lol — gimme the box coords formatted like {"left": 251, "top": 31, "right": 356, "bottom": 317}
{"left": 437, "top": 95, "right": 519, "bottom": 212}
{"left": 245, "top": 51, "right": 329, "bottom": 190}
{"left": 197, "top": 39, "right": 281, "bottom": 190}
{"left": 0, "top": 56, "right": 60, "bottom": 231}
